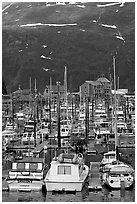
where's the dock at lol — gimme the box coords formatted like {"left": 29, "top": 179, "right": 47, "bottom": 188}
{"left": 88, "top": 162, "right": 102, "bottom": 191}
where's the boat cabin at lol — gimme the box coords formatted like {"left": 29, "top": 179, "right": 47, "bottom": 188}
{"left": 101, "top": 151, "right": 116, "bottom": 166}
{"left": 47, "top": 153, "right": 84, "bottom": 181}
{"left": 9, "top": 158, "right": 44, "bottom": 176}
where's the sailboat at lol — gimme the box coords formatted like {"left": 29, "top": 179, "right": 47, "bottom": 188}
{"left": 100, "top": 56, "right": 134, "bottom": 189}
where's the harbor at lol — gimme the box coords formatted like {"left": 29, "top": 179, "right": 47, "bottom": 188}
{"left": 2, "top": 67, "right": 135, "bottom": 201}
{"left": 2, "top": 2, "right": 135, "bottom": 202}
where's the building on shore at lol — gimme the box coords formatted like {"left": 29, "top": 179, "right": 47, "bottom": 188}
{"left": 79, "top": 76, "right": 111, "bottom": 103}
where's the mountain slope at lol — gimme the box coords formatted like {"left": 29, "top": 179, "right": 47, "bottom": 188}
{"left": 2, "top": 2, "right": 135, "bottom": 93}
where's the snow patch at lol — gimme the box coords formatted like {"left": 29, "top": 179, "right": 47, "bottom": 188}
{"left": 77, "top": 5, "right": 86, "bottom": 8}
{"left": 80, "top": 29, "right": 86, "bottom": 32}
{"left": 41, "top": 55, "right": 46, "bottom": 59}
{"left": 43, "top": 45, "right": 48, "bottom": 48}
{"left": 69, "top": 2, "right": 77, "bottom": 5}
{"left": 2, "top": 2, "right": 14, "bottom": 12}
{"left": 116, "top": 35, "right": 124, "bottom": 41}
{"left": 18, "top": 50, "right": 23, "bottom": 52}
{"left": 15, "top": 19, "right": 20, "bottom": 22}
{"left": 46, "top": 3, "right": 55, "bottom": 7}
{"left": 41, "top": 55, "right": 51, "bottom": 60}
{"left": 43, "top": 68, "right": 49, "bottom": 72}
{"left": 120, "top": 2, "right": 125, "bottom": 7}
{"left": 27, "top": 5, "right": 32, "bottom": 8}
{"left": 56, "top": 2, "right": 66, "bottom": 5}
{"left": 97, "top": 2, "right": 121, "bottom": 7}
{"left": 99, "top": 23, "right": 117, "bottom": 29}
{"left": 93, "top": 20, "right": 97, "bottom": 23}
{"left": 19, "top": 23, "right": 77, "bottom": 27}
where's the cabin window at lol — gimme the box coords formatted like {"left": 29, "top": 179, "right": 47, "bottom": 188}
{"left": 17, "top": 163, "right": 25, "bottom": 171}
{"left": 57, "top": 166, "right": 71, "bottom": 175}
{"left": 110, "top": 154, "right": 115, "bottom": 159}
{"left": 29, "top": 163, "right": 38, "bottom": 171}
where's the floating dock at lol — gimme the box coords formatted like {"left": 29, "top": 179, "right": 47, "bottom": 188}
{"left": 88, "top": 162, "right": 102, "bottom": 191}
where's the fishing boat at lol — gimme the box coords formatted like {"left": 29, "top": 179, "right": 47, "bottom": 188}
{"left": 99, "top": 56, "right": 135, "bottom": 189}
{"left": 6, "top": 157, "right": 47, "bottom": 191}
{"left": 44, "top": 152, "right": 89, "bottom": 191}
{"left": 100, "top": 161, "right": 134, "bottom": 189}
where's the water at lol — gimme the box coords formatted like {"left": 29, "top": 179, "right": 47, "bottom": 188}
{"left": 2, "top": 187, "right": 135, "bottom": 202}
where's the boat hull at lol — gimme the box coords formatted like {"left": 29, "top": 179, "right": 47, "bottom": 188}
{"left": 103, "top": 177, "right": 134, "bottom": 189}
{"left": 101, "top": 172, "right": 134, "bottom": 189}
{"left": 7, "top": 179, "right": 44, "bottom": 191}
{"left": 45, "top": 180, "right": 86, "bottom": 192}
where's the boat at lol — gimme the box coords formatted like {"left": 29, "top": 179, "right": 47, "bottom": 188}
{"left": 44, "top": 152, "right": 89, "bottom": 191}
{"left": 2, "top": 129, "right": 18, "bottom": 147}
{"left": 24, "top": 119, "right": 35, "bottom": 132}
{"left": 100, "top": 161, "right": 134, "bottom": 189}
{"left": 6, "top": 157, "right": 47, "bottom": 191}
{"left": 99, "top": 56, "right": 135, "bottom": 189}
{"left": 100, "top": 150, "right": 116, "bottom": 167}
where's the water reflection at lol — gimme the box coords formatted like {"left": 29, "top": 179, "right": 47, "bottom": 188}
{"left": 2, "top": 186, "right": 135, "bottom": 202}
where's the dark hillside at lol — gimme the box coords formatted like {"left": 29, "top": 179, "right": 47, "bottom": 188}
{"left": 2, "top": 2, "right": 135, "bottom": 93}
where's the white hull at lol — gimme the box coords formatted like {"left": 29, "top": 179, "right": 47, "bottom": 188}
{"left": 45, "top": 180, "right": 85, "bottom": 191}
{"left": 7, "top": 180, "right": 44, "bottom": 191}
{"left": 44, "top": 153, "right": 89, "bottom": 192}
{"left": 103, "top": 176, "right": 134, "bottom": 189}
{"left": 101, "top": 162, "right": 134, "bottom": 189}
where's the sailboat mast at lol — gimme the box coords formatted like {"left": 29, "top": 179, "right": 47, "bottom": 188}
{"left": 49, "top": 77, "right": 52, "bottom": 134}
{"left": 34, "top": 78, "right": 37, "bottom": 147}
{"left": 64, "top": 66, "right": 68, "bottom": 120}
{"left": 113, "top": 56, "right": 118, "bottom": 152}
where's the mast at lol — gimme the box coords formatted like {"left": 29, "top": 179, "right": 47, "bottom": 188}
{"left": 56, "top": 81, "right": 61, "bottom": 149}
{"left": 49, "top": 77, "right": 52, "bottom": 135}
{"left": 29, "top": 76, "right": 32, "bottom": 115}
{"left": 64, "top": 66, "right": 68, "bottom": 121}
{"left": 85, "top": 96, "right": 89, "bottom": 147}
{"left": 113, "top": 56, "right": 118, "bottom": 158}
{"left": 34, "top": 78, "right": 37, "bottom": 147}
{"left": 117, "top": 76, "right": 120, "bottom": 90}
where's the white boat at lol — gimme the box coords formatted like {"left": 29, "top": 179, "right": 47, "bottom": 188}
{"left": 2, "top": 129, "right": 18, "bottom": 145}
{"left": 44, "top": 153, "right": 89, "bottom": 191}
{"left": 100, "top": 161, "right": 134, "bottom": 189}
{"left": 24, "top": 119, "right": 35, "bottom": 132}
{"left": 6, "top": 158, "right": 46, "bottom": 191}
{"left": 100, "top": 150, "right": 116, "bottom": 167}
{"left": 54, "top": 125, "right": 71, "bottom": 144}
{"left": 99, "top": 56, "right": 135, "bottom": 189}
